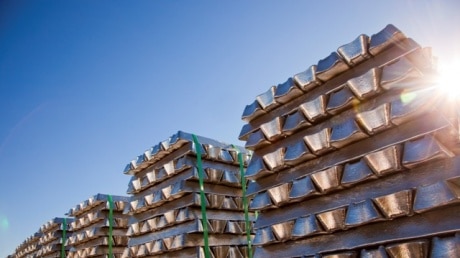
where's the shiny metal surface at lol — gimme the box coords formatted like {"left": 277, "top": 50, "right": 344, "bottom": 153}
{"left": 380, "top": 57, "right": 422, "bottom": 90}
{"left": 303, "top": 127, "right": 333, "bottom": 155}
{"left": 293, "top": 65, "right": 320, "bottom": 93}
{"left": 337, "top": 34, "right": 370, "bottom": 66}
{"left": 284, "top": 141, "right": 316, "bottom": 166}
{"left": 346, "top": 68, "right": 381, "bottom": 100}
{"left": 316, "top": 52, "right": 349, "bottom": 82}
{"left": 326, "top": 86, "right": 359, "bottom": 115}
{"left": 282, "top": 110, "right": 311, "bottom": 135}
{"left": 299, "top": 94, "right": 328, "bottom": 123}
{"left": 275, "top": 78, "right": 303, "bottom": 104}
{"left": 260, "top": 117, "right": 283, "bottom": 142}
{"left": 356, "top": 103, "right": 390, "bottom": 134}
{"left": 369, "top": 24, "right": 406, "bottom": 56}
{"left": 330, "top": 118, "right": 368, "bottom": 148}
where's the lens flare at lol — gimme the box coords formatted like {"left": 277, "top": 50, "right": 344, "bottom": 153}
{"left": 436, "top": 60, "right": 460, "bottom": 100}
{"left": 0, "top": 215, "right": 8, "bottom": 232}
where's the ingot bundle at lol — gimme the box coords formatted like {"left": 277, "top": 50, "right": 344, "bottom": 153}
{"left": 37, "top": 217, "right": 74, "bottom": 258}
{"left": 66, "top": 194, "right": 129, "bottom": 258}
{"left": 14, "top": 232, "right": 42, "bottom": 258}
{"left": 239, "top": 24, "right": 460, "bottom": 257}
{"left": 122, "top": 131, "right": 254, "bottom": 258}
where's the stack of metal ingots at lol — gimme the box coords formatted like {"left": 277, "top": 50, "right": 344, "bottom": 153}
{"left": 239, "top": 24, "right": 460, "bottom": 257}
{"left": 36, "top": 217, "right": 74, "bottom": 258}
{"left": 66, "top": 194, "right": 130, "bottom": 258}
{"left": 122, "top": 131, "right": 254, "bottom": 258}
{"left": 13, "top": 232, "right": 42, "bottom": 258}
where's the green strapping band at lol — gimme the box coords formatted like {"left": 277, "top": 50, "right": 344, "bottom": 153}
{"left": 108, "top": 195, "right": 114, "bottom": 257}
{"left": 61, "top": 218, "right": 67, "bottom": 258}
{"left": 233, "top": 145, "right": 253, "bottom": 258}
{"left": 191, "top": 134, "right": 210, "bottom": 258}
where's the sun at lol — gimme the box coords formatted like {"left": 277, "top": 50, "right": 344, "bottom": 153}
{"left": 436, "top": 59, "right": 460, "bottom": 100}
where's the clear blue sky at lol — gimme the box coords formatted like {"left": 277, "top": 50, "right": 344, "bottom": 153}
{"left": 1, "top": 1, "right": 459, "bottom": 256}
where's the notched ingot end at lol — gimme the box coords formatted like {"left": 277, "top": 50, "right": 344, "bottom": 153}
{"left": 303, "top": 127, "right": 333, "bottom": 155}
{"left": 299, "top": 95, "right": 328, "bottom": 123}
{"left": 262, "top": 147, "right": 285, "bottom": 171}
{"left": 373, "top": 190, "right": 413, "bottom": 219}
{"left": 310, "top": 166, "right": 343, "bottom": 193}
{"left": 356, "top": 103, "right": 391, "bottom": 135}
{"left": 337, "top": 34, "right": 370, "bottom": 66}
{"left": 267, "top": 183, "right": 290, "bottom": 206}
{"left": 260, "top": 117, "right": 284, "bottom": 142}
{"left": 256, "top": 86, "right": 279, "bottom": 111}
{"left": 385, "top": 240, "right": 429, "bottom": 258}
{"left": 364, "top": 145, "right": 402, "bottom": 176}
{"left": 250, "top": 191, "right": 273, "bottom": 210}
{"left": 245, "top": 155, "right": 270, "bottom": 180}
{"left": 245, "top": 130, "right": 270, "bottom": 150}
{"left": 316, "top": 207, "right": 347, "bottom": 232}
{"left": 293, "top": 65, "right": 321, "bottom": 92}
{"left": 271, "top": 220, "right": 294, "bottom": 242}
{"left": 347, "top": 68, "right": 381, "bottom": 100}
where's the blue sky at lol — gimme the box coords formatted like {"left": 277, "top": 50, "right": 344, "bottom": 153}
{"left": 1, "top": 1, "right": 459, "bottom": 256}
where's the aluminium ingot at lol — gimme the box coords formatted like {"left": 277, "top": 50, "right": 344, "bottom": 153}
{"left": 271, "top": 220, "right": 294, "bottom": 242}
{"left": 256, "top": 86, "right": 279, "bottom": 111}
{"left": 385, "top": 240, "right": 429, "bottom": 258}
{"left": 356, "top": 103, "right": 391, "bottom": 135}
{"left": 245, "top": 129, "right": 270, "bottom": 149}
{"left": 372, "top": 190, "right": 413, "bottom": 219}
{"left": 337, "top": 34, "right": 370, "bottom": 66}
{"left": 260, "top": 117, "right": 284, "bottom": 142}
{"left": 413, "top": 177, "right": 460, "bottom": 213}
{"left": 289, "top": 175, "right": 318, "bottom": 201}
{"left": 284, "top": 141, "right": 316, "bottom": 166}
{"left": 346, "top": 67, "right": 381, "bottom": 100}
{"left": 293, "top": 65, "right": 321, "bottom": 93}
{"left": 275, "top": 77, "right": 303, "bottom": 104}
{"left": 252, "top": 227, "right": 277, "bottom": 246}
{"left": 291, "top": 214, "right": 324, "bottom": 239}
{"left": 245, "top": 155, "right": 270, "bottom": 180}
{"left": 250, "top": 191, "right": 274, "bottom": 210}
{"left": 369, "top": 24, "right": 407, "bottom": 56}
{"left": 316, "top": 52, "right": 349, "bottom": 82}
{"left": 310, "top": 166, "right": 343, "bottom": 193}
{"left": 430, "top": 234, "right": 460, "bottom": 258}
{"left": 330, "top": 118, "right": 368, "bottom": 148}
{"left": 326, "top": 86, "right": 359, "bottom": 115}
{"left": 267, "top": 183, "right": 290, "bottom": 206}
{"left": 303, "top": 127, "right": 333, "bottom": 155}
{"left": 262, "top": 147, "right": 285, "bottom": 171}
{"left": 315, "top": 207, "right": 347, "bottom": 232}
{"left": 402, "top": 135, "right": 454, "bottom": 169}
{"left": 282, "top": 110, "right": 311, "bottom": 135}
{"left": 341, "top": 159, "right": 375, "bottom": 187}
{"left": 364, "top": 145, "right": 402, "bottom": 176}
{"left": 344, "top": 199, "right": 383, "bottom": 227}
{"left": 299, "top": 94, "right": 328, "bottom": 123}
{"left": 242, "top": 100, "right": 265, "bottom": 122}
{"left": 380, "top": 57, "right": 423, "bottom": 90}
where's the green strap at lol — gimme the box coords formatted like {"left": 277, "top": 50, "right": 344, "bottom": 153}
{"left": 233, "top": 146, "right": 253, "bottom": 258}
{"left": 191, "top": 134, "right": 210, "bottom": 258}
{"left": 61, "top": 218, "right": 67, "bottom": 258}
{"left": 108, "top": 195, "right": 114, "bottom": 257}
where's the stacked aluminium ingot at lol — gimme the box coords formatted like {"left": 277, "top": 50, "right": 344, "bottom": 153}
{"left": 66, "top": 194, "right": 129, "bottom": 258}
{"left": 122, "top": 131, "right": 254, "bottom": 258}
{"left": 239, "top": 24, "right": 460, "bottom": 257}
{"left": 36, "top": 217, "right": 74, "bottom": 258}
{"left": 14, "top": 232, "right": 42, "bottom": 258}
